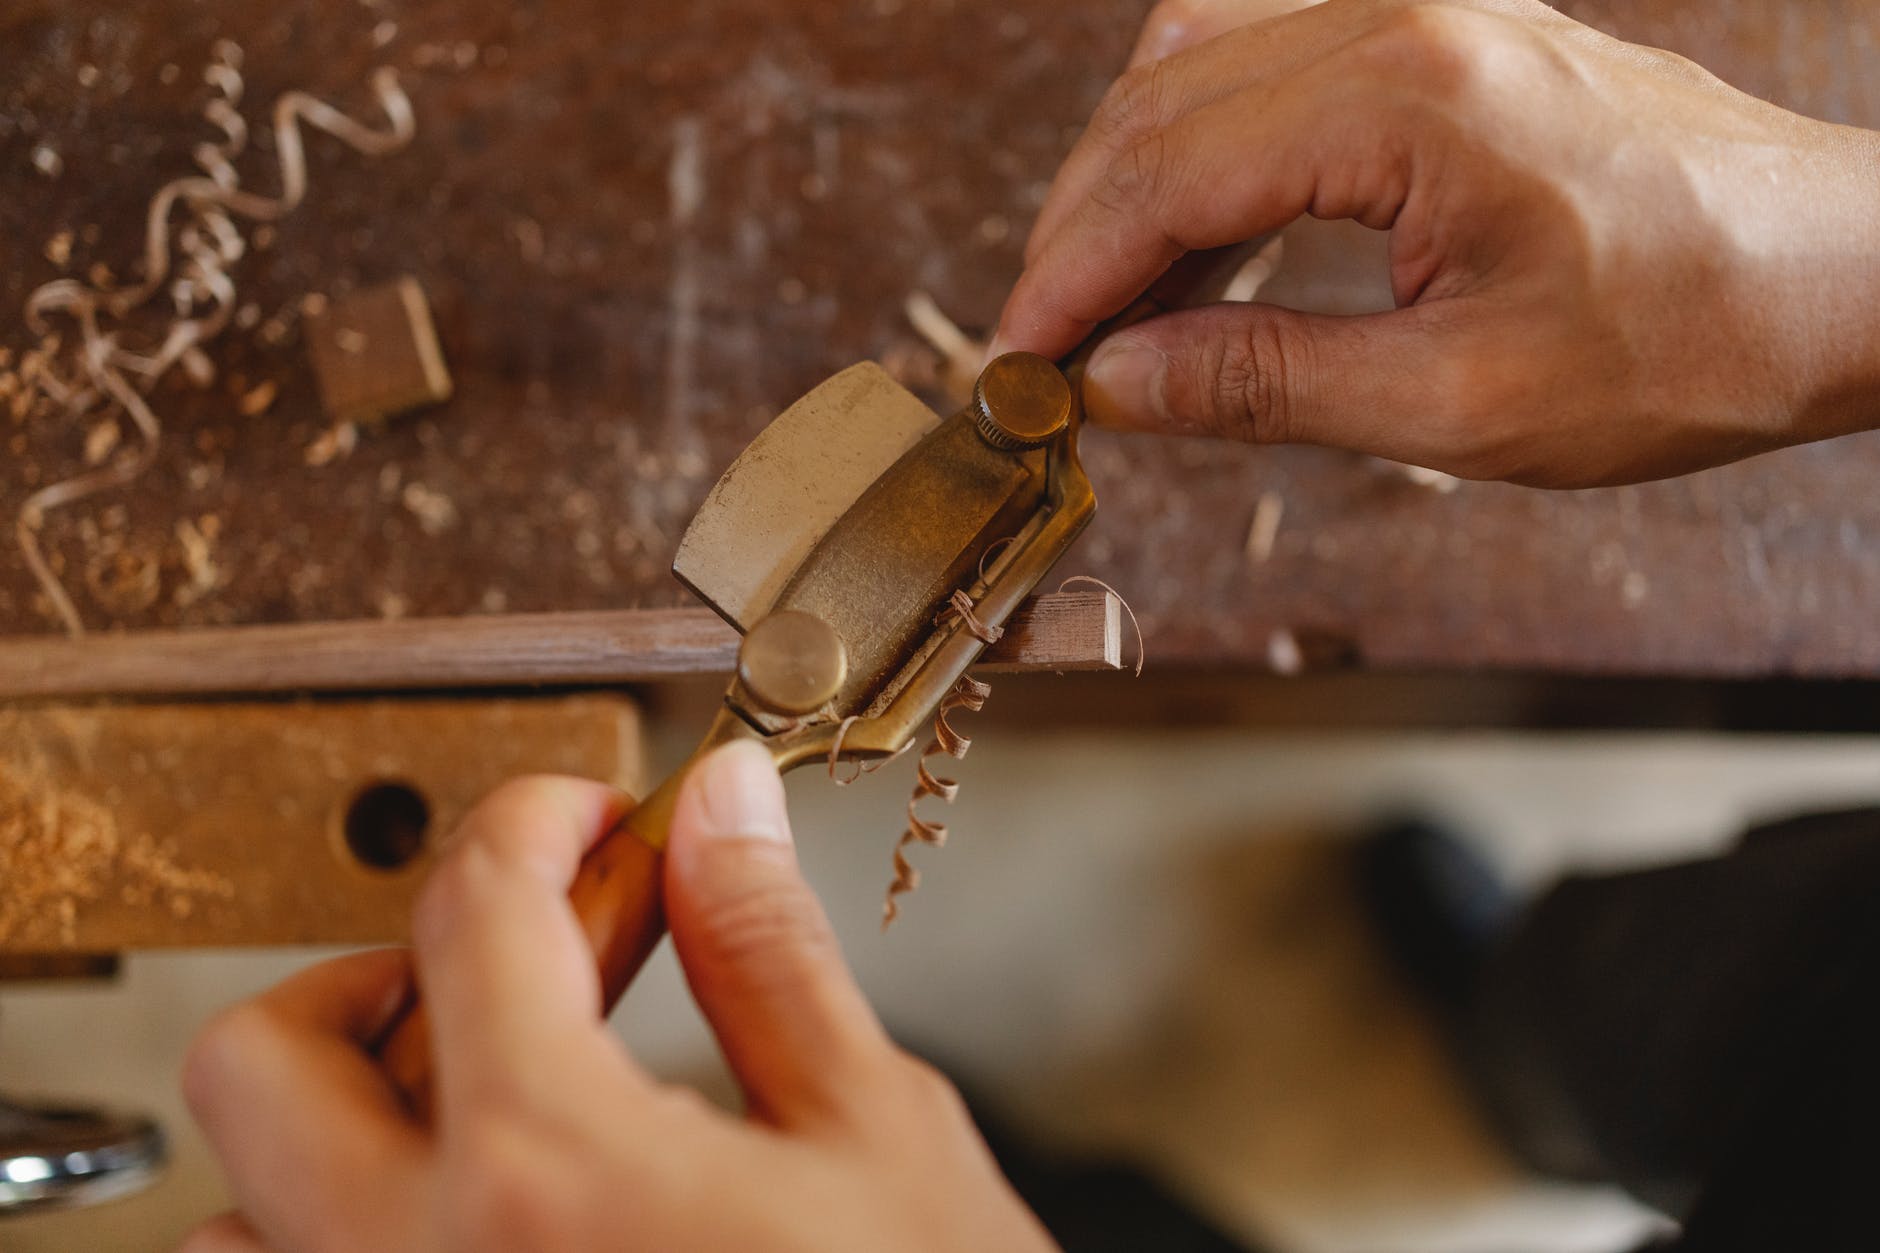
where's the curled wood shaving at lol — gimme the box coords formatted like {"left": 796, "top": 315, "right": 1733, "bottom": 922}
{"left": 935, "top": 586, "right": 1004, "bottom": 645}
{"left": 871, "top": 577, "right": 1144, "bottom": 924}
{"left": 828, "top": 539, "right": 1025, "bottom": 790}
{"left": 881, "top": 673, "right": 991, "bottom": 929}
{"left": 865, "top": 585, "right": 1012, "bottom": 925}
{"left": 1398, "top": 463, "right": 1462, "bottom": 493}
{"left": 902, "top": 291, "right": 984, "bottom": 407}
{"left": 1222, "top": 235, "right": 1286, "bottom": 302}
{"left": 825, "top": 715, "right": 913, "bottom": 787}
{"left": 15, "top": 43, "right": 415, "bottom": 635}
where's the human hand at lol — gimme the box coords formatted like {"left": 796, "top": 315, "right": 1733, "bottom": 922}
{"left": 179, "top": 745, "right": 1052, "bottom": 1253}
{"left": 996, "top": 0, "right": 1880, "bottom": 487}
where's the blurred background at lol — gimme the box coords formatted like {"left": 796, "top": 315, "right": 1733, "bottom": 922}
{"left": 8, "top": 707, "right": 1880, "bottom": 1251}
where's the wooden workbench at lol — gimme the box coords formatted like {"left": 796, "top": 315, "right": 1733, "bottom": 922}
{"left": 4, "top": 0, "right": 1879, "bottom": 678}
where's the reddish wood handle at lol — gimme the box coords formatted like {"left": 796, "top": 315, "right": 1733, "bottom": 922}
{"left": 378, "top": 775, "right": 682, "bottom": 1120}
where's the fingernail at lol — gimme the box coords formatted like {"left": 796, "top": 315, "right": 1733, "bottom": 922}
{"left": 983, "top": 330, "right": 1013, "bottom": 366}
{"left": 1084, "top": 342, "right": 1169, "bottom": 429}
{"left": 694, "top": 741, "right": 789, "bottom": 844}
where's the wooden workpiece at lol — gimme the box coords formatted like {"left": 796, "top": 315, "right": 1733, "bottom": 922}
{"left": 0, "top": 589, "right": 1125, "bottom": 699}
{"left": 3, "top": 2, "right": 1879, "bottom": 677}
{"left": 0, "top": 695, "right": 643, "bottom": 952}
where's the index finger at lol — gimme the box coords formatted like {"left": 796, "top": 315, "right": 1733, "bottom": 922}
{"left": 409, "top": 776, "right": 647, "bottom": 1112}
{"left": 1023, "top": 0, "right": 1356, "bottom": 270}
{"left": 183, "top": 952, "right": 428, "bottom": 1251}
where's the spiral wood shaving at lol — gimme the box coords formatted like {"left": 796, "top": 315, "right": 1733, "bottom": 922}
{"left": 17, "top": 42, "right": 414, "bottom": 635}
{"left": 881, "top": 672, "right": 993, "bottom": 928}
{"left": 871, "top": 590, "right": 1004, "bottom": 925}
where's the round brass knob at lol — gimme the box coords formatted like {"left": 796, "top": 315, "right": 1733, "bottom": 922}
{"left": 973, "top": 352, "right": 1072, "bottom": 451}
{"left": 737, "top": 610, "right": 849, "bottom": 716}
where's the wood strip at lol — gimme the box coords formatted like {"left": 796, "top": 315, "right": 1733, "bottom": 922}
{"left": 0, "top": 954, "right": 120, "bottom": 981}
{"left": 0, "top": 591, "right": 1122, "bottom": 701}
{"left": 975, "top": 587, "right": 1122, "bottom": 674}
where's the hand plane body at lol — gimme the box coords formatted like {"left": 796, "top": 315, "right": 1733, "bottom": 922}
{"left": 683, "top": 352, "right": 1094, "bottom": 767}
{"left": 380, "top": 242, "right": 1260, "bottom": 1114}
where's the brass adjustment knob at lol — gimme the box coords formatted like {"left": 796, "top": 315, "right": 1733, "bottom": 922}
{"left": 737, "top": 610, "right": 849, "bottom": 716}
{"left": 973, "top": 352, "right": 1072, "bottom": 451}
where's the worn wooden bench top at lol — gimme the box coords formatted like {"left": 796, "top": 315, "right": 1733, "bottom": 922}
{"left": 4, "top": 0, "right": 1878, "bottom": 677}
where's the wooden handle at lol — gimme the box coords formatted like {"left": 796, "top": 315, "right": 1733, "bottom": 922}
{"left": 378, "top": 776, "right": 681, "bottom": 1120}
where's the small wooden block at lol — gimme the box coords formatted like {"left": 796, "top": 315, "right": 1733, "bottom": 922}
{"left": 977, "top": 589, "right": 1122, "bottom": 674}
{"left": 305, "top": 276, "right": 453, "bottom": 424}
{"left": 0, "top": 695, "right": 644, "bottom": 952}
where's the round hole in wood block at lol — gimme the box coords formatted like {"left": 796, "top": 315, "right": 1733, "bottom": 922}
{"left": 342, "top": 782, "right": 431, "bottom": 872}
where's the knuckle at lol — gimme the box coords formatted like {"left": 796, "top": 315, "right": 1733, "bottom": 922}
{"left": 410, "top": 844, "right": 494, "bottom": 952}
{"left": 895, "top": 1054, "right": 968, "bottom": 1118}
{"left": 1092, "top": 60, "right": 1172, "bottom": 151}
{"left": 180, "top": 1003, "right": 269, "bottom": 1116}
{"left": 1213, "top": 316, "right": 1300, "bottom": 444}
{"left": 1359, "top": 4, "right": 1497, "bottom": 94}
{"left": 456, "top": 776, "right": 569, "bottom": 849}
{"left": 648, "top": 1083, "right": 718, "bottom": 1124}
{"left": 175, "top": 1219, "right": 243, "bottom": 1253}
{"left": 447, "top": 1122, "right": 569, "bottom": 1251}
{"left": 1095, "top": 128, "right": 1175, "bottom": 224}
{"left": 1421, "top": 354, "right": 1528, "bottom": 480}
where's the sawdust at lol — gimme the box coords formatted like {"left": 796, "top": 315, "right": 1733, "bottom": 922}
{"left": 303, "top": 421, "right": 358, "bottom": 467}
{"left": 1398, "top": 464, "right": 1461, "bottom": 493}
{"left": 237, "top": 379, "right": 279, "bottom": 416}
{"left": 901, "top": 291, "right": 983, "bottom": 406}
{"left": 173, "top": 514, "right": 222, "bottom": 606}
{"left": 0, "top": 743, "right": 234, "bottom": 947}
{"left": 43, "top": 230, "right": 73, "bottom": 269}
{"left": 82, "top": 418, "right": 123, "bottom": 465}
{"left": 1246, "top": 491, "right": 1284, "bottom": 565}
{"left": 401, "top": 482, "right": 458, "bottom": 534}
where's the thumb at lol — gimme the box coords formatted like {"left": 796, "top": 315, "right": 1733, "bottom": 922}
{"left": 664, "top": 741, "right": 893, "bottom": 1128}
{"left": 1083, "top": 301, "right": 1453, "bottom": 466}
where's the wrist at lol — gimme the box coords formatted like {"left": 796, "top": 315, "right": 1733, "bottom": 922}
{"left": 1790, "top": 122, "right": 1880, "bottom": 443}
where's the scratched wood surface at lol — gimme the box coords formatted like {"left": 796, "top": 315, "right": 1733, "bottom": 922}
{"left": 3, "top": 1, "right": 1878, "bottom": 677}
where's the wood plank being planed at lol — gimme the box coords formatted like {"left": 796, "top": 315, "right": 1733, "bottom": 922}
{"left": 0, "top": 591, "right": 1124, "bottom": 701}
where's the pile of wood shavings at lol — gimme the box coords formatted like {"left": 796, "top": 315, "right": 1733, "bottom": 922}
{"left": 14, "top": 42, "right": 415, "bottom": 635}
